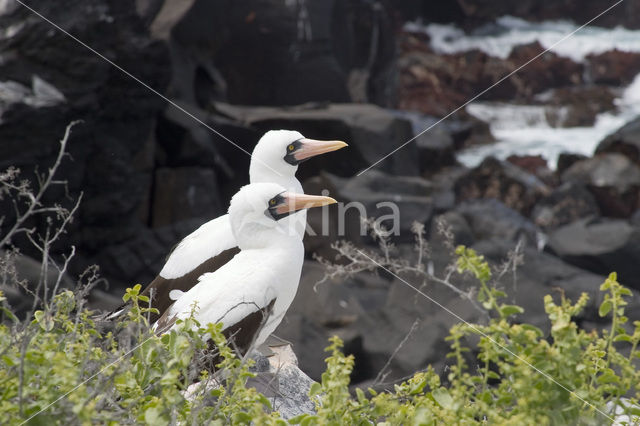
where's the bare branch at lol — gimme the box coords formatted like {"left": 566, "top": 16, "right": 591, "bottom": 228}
{"left": 374, "top": 319, "right": 420, "bottom": 385}
{"left": 0, "top": 121, "right": 81, "bottom": 248}
{"left": 314, "top": 217, "right": 490, "bottom": 317}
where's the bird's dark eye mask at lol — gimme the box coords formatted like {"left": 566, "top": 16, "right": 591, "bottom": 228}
{"left": 266, "top": 192, "right": 291, "bottom": 221}
{"left": 283, "top": 139, "right": 304, "bottom": 166}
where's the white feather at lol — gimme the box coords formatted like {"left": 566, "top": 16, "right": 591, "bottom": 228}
{"left": 159, "top": 215, "right": 236, "bottom": 279}
{"left": 169, "top": 289, "right": 185, "bottom": 301}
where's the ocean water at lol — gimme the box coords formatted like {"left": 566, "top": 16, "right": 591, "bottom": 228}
{"left": 458, "top": 74, "right": 640, "bottom": 168}
{"left": 405, "top": 16, "right": 640, "bottom": 62}
{"left": 404, "top": 17, "right": 640, "bottom": 169}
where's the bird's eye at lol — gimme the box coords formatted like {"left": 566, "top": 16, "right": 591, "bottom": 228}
{"left": 287, "top": 144, "right": 295, "bottom": 152}
{"left": 269, "top": 198, "right": 277, "bottom": 206}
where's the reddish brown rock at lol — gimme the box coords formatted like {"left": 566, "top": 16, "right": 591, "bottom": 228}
{"left": 537, "top": 86, "right": 615, "bottom": 127}
{"left": 507, "top": 154, "right": 558, "bottom": 187}
{"left": 506, "top": 42, "right": 583, "bottom": 98}
{"left": 587, "top": 50, "right": 640, "bottom": 86}
{"left": 396, "top": 35, "right": 585, "bottom": 117}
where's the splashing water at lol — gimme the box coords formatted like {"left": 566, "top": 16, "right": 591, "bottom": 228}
{"left": 405, "top": 16, "right": 640, "bottom": 62}
{"left": 404, "top": 17, "right": 640, "bottom": 169}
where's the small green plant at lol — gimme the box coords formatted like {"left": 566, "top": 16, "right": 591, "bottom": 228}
{"left": 1, "top": 129, "right": 639, "bottom": 424}
{"left": 1, "top": 246, "right": 640, "bottom": 424}
{"left": 0, "top": 286, "right": 281, "bottom": 425}
{"left": 292, "top": 247, "right": 640, "bottom": 425}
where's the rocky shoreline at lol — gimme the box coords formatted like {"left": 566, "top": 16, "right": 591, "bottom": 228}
{"left": 1, "top": 0, "right": 639, "bottom": 387}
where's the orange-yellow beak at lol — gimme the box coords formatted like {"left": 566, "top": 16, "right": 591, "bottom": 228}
{"left": 293, "top": 138, "right": 348, "bottom": 162}
{"left": 274, "top": 192, "right": 337, "bottom": 217}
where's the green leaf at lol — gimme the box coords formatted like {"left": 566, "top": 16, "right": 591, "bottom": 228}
{"left": 288, "top": 414, "right": 309, "bottom": 424}
{"left": 309, "top": 382, "right": 322, "bottom": 397}
{"left": 597, "top": 368, "right": 620, "bottom": 385}
{"left": 232, "top": 412, "right": 253, "bottom": 423}
{"left": 432, "top": 387, "right": 453, "bottom": 409}
{"left": 520, "top": 324, "right": 543, "bottom": 336}
{"left": 599, "top": 300, "right": 612, "bottom": 317}
{"left": 500, "top": 305, "right": 524, "bottom": 317}
{"left": 143, "top": 404, "right": 168, "bottom": 426}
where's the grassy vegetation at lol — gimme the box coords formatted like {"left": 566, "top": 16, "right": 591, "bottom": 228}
{"left": 1, "top": 253, "right": 639, "bottom": 424}
{"left": 1, "top": 125, "right": 639, "bottom": 424}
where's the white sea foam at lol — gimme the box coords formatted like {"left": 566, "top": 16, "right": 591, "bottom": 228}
{"left": 403, "top": 17, "right": 640, "bottom": 168}
{"left": 405, "top": 16, "right": 640, "bottom": 62}
{"left": 457, "top": 73, "right": 640, "bottom": 168}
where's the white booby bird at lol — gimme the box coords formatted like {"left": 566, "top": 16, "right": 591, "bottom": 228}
{"left": 153, "top": 183, "right": 337, "bottom": 355}
{"left": 130, "top": 131, "right": 346, "bottom": 323}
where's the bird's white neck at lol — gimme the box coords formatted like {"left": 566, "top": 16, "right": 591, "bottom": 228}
{"left": 250, "top": 164, "right": 301, "bottom": 191}
{"left": 233, "top": 218, "right": 302, "bottom": 251}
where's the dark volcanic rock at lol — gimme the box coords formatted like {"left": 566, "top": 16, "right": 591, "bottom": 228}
{"left": 561, "top": 153, "right": 640, "bottom": 218}
{"left": 413, "top": 123, "right": 457, "bottom": 172}
{"left": 596, "top": 117, "right": 640, "bottom": 166}
{"left": 456, "top": 199, "right": 539, "bottom": 244}
{"left": 397, "top": 34, "right": 586, "bottom": 116}
{"left": 547, "top": 218, "right": 640, "bottom": 290}
{"left": 322, "top": 170, "right": 435, "bottom": 240}
{"left": 95, "top": 219, "right": 203, "bottom": 289}
{"left": 557, "top": 152, "right": 588, "bottom": 175}
{"left": 474, "top": 239, "right": 610, "bottom": 327}
{"left": 0, "top": 1, "right": 170, "bottom": 284}
{"left": 151, "top": 167, "right": 224, "bottom": 227}
{"left": 397, "top": 34, "right": 517, "bottom": 114}
{"left": 531, "top": 182, "right": 600, "bottom": 229}
{"left": 276, "top": 261, "right": 389, "bottom": 381}
{"left": 447, "top": 113, "right": 494, "bottom": 148}
{"left": 214, "top": 102, "right": 420, "bottom": 177}
{"left": 146, "top": 0, "right": 397, "bottom": 108}
{"left": 455, "top": 156, "right": 550, "bottom": 215}
{"left": 401, "top": 113, "right": 493, "bottom": 173}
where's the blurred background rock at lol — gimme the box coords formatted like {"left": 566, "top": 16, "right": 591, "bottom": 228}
{"left": 1, "top": 0, "right": 640, "bottom": 387}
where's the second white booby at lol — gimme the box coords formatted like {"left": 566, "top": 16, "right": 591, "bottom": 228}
{"left": 153, "top": 183, "right": 336, "bottom": 355}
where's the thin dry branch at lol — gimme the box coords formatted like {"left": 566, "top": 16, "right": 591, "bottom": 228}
{"left": 314, "top": 219, "right": 487, "bottom": 316}
{"left": 0, "top": 121, "right": 81, "bottom": 249}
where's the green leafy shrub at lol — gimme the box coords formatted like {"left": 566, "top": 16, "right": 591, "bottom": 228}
{"left": 1, "top": 128, "right": 639, "bottom": 424}
{"left": 1, "top": 248, "right": 640, "bottom": 425}
{"left": 0, "top": 286, "right": 279, "bottom": 425}
{"left": 292, "top": 249, "right": 640, "bottom": 425}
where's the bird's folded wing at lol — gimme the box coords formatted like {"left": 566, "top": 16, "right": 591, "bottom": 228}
{"left": 154, "top": 291, "right": 277, "bottom": 355}
{"left": 111, "top": 214, "right": 239, "bottom": 323}
{"left": 159, "top": 214, "right": 237, "bottom": 279}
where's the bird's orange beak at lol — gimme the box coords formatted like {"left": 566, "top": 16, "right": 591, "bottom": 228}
{"left": 293, "top": 138, "right": 348, "bottom": 162}
{"left": 274, "top": 192, "right": 337, "bottom": 216}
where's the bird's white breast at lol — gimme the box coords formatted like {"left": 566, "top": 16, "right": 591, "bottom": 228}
{"left": 163, "top": 236, "right": 304, "bottom": 347}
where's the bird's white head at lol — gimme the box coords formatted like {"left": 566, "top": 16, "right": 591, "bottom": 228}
{"left": 249, "top": 130, "right": 348, "bottom": 184}
{"left": 229, "top": 182, "right": 337, "bottom": 249}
